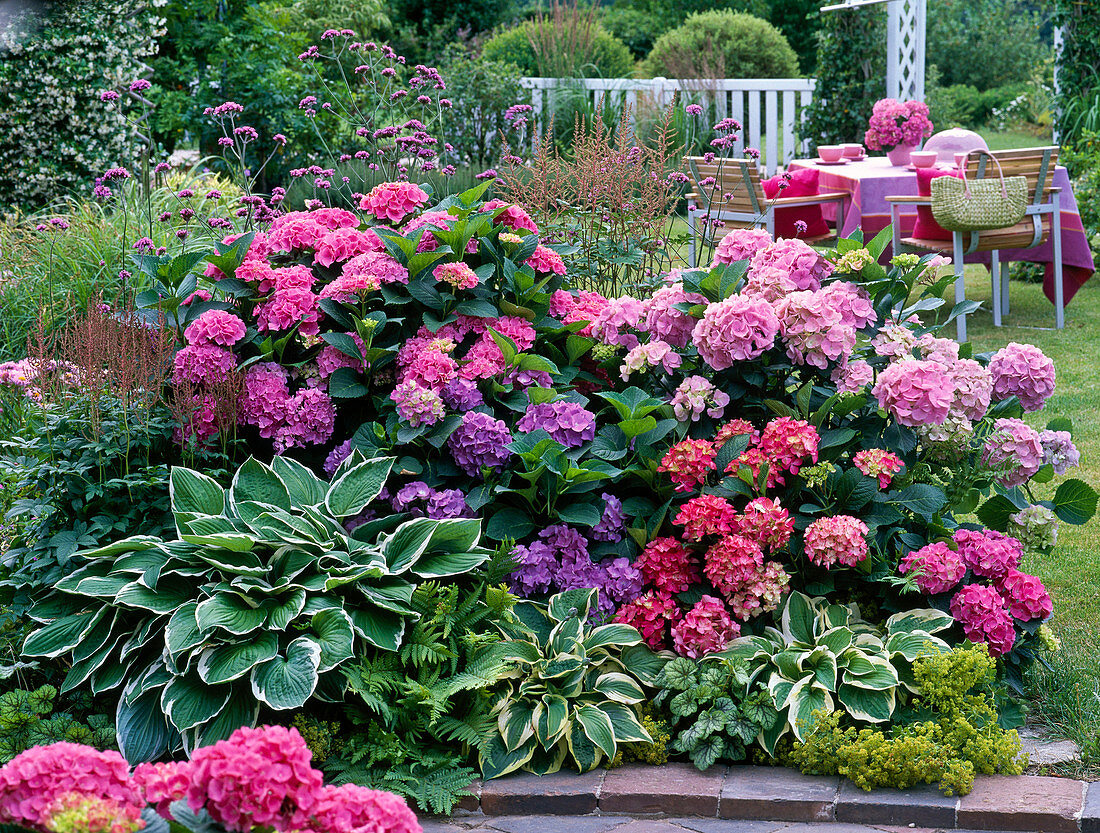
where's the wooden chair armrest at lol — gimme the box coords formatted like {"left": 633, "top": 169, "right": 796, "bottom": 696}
{"left": 685, "top": 192, "right": 699, "bottom": 201}
{"left": 885, "top": 195, "right": 930, "bottom": 205}
{"left": 772, "top": 194, "right": 845, "bottom": 208}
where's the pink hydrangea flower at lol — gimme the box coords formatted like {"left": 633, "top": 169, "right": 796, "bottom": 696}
{"left": 804, "top": 515, "right": 869, "bottom": 568}
{"left": 988, "top": 342, "right": 1056, "bottom": 411}
{"left": 830, "top": 358, "right": 874, "bottom": 393}
{"left": 642, "top": 283, "right": 708, "bottom": 348}
{"left": 549, "top": 289, "right": 609, "bottom": 335}
{"left": 704, "top": 534, "right": 764, "bottom": 596}
{"left": 0, "top": 744, "right": 143, "bottom": 831}
{"left": 274, "top": 387, "right": 336, "bottom": 453}
{"left": 621, "top": 340, "right": 682, "bottom": 380}
{"left": 982, "top": 417, "right": 1044, "bottom": 488}
{"left": 591, "top": 296, "right": 645, "bottom": 350}
{"left": 872, "top": 358, "right": 955, "bottom": 427}
{"left": 949, "top": 583, "right": 1015, "bottom": 656}
{"left": 871, "top": 321, "right": 919, "bottom": 360}
{"left": 864, "top": 98, "right": 933, "bottom": 150}
{"left": 240, "top": 362, "right": 290, "bottom": 438}
{"left": 693, "top": 295, "right": 779, "bottom": 369}
{"left": 735, "top": 417, "right": 819, "bottom": 488}
{"left": 313, "top": 227, "right": 384, "bottom": 267}
{"left": 134, "top": 761, "right": 192, "bottom": 819}
{"left": 747, "top": 238, "right": 833, "bottom": 293}
{"left": 712, "top": 227, "right": 772, "bottom": 266}
{"left": 434, "top": 261, "right": 479, "bottom": 290}
{"left": 187, "top": 725, "right": 323, "bottom": 832}
{"left": 917, "top": 334, "right": 960, "bottom": 367}
{"left": 853, "top": 448, "right": 904, "bottom": 489}
{"left": 318, "top": 333, "right": 366, "bottom": 379}
{"left": 42, "top": 794, "right": 143, "bottom": 833}
{"left": 898, "top": 541, "right": 966, "bottom": 594}
{"left": 734, "top": 496, "right": 794, "bottom": 552}
{"left": 256, "top": 287, "right": 320, "bottom": 336}
{"left": 659, "top": 439, "right": 717, "bottom": 493}
{"left": 953, "top": 528, "right": 1022, "bottom": 580}
{"left": 774, "top": 282, "right": 874, "bottom": 369}
{"left": 614, "top": 591, "right": 681, "bottom": 650}
{"left": 674, "top": 494, "right": 738, "bottom": 541}
{"left": 184, "top": 309, "right": 247, "bottom": 347}
{"left": 999, "top": 570, "right": 1053, "bottom": 621}
{"left": 308, "top": 207, "right": 360, "bottom": 229}
{"left": 173, "top": 343, "right": 237, "bottom": 386}
{"left": 1039, "top": 429, "right": 1080, "bottom": 474}
{"left": 401, "top": 348, "right": 458, "bottom": 391}
{"left": 727, "top": 560, "right": 789, "bottom": 621}
{"left": 945, "top": 358, "right": 993, "bottom": 421}
{"left": 671, "top": 375, "right": 730, "bottom": 422}
{"left": 527, "top": 245, "right": 567, "bottom": 275}
{"left": 671, "top": 595, "right": 740, "bottom": 658}
{"left": 359, "top": 181, "right": 429, "bottom": 223}
{"left": 390, "top": 380, "right": 445, "bottom": 427}
{"left": 484, "top": 199, "right": 539, "bottom": 233}
{"left": 305, "top": 782, "right": 421, "bottom": 833}
{"left": 267, "top": 212, "right": 329, "bottom": 253}
{"left": 635, "top": 537, "right": 701, "bottom": 594}
{"left": 714, "top": 418, "right": 760, "bottom": 447}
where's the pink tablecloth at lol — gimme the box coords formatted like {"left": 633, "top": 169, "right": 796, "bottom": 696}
{"left": 789, "top": 156, "right": 1095, "bottom": 306}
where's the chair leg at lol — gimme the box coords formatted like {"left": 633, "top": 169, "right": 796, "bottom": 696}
{"left": 1001, "top": 262, "right": 1010, "bottom": 316}
{"left": 1053, "top": 193, "right": 1064, "bottom": 329}
{"left": 953, "top": 232, "right": 967, "bottom": 342}
{"left": 991, "top": 252, "right": 1002, "bottom": 328}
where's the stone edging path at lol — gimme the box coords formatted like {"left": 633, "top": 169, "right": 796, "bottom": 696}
{"left": 438, "top": 765, "right": 1100, "bottom": 833}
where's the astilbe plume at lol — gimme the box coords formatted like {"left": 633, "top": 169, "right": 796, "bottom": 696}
{"left": 803, "top": 515, "right": 869, "bottom": 568}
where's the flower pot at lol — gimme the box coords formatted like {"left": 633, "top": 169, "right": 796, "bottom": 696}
{"left": 886, "top": 143, "right": 916, "bottom": 166}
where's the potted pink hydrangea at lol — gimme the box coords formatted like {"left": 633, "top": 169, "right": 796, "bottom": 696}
{"left": 864, "top": 98, "right": 934, "bottom": 166}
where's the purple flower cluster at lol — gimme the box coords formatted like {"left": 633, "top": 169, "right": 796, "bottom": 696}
{"left": 516, "top": 401, "right": 596, "bottom": 448}
{"left": 592, "top": 493, "right": 626, "bottom": 542}
{"left": 392, "top": 481, "right": 471, "bottom": 519}
{"left": 447, "top": 411, "right": 512, "bottom": 476}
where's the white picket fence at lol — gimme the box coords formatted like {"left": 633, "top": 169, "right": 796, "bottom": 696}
{"left": 520, "top": 77, "right": 817, "bottom": 175}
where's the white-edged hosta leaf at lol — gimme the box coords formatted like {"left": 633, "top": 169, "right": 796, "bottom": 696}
{"left": 170, "top": 467, "right": 226, "bottom": 516}
{"left": 22, "top": 608, "right": 107, "bottom": 659}
{"left": 308, "top": 608, "right": 355, "bottom": 672}
{"left": 601, "top": 701, "right": 651, "bottom": 743}
{"left": 839, "top": 682, "right": 896, "bottom": 723}
{"left": 575, "top": 704, "right": 616, "bottom": 760}
{"left": 195, "top": 592, "right": 268, "bottom": 635}
{"left": 115, "top": 578, "right": 193, "bottom": 614}
{"left": 197, "top": 632, "right": 279, "bottom": 684}
{"left": 264, "top": 589, "right": 307, "bottom": 631}
{"left": 325, "top": 457, "right": 395, "bottom": 518}
{"left": 166, "top": 602, "right": 204, "bottom": 661}
{"left": 592, "top": 672, "right": 645, "bottom": 704}
{"left": 231, "top": 457, "right": 290, "bottom": 511}
{"left": 162, "top": 673, "right": 231, "bottom": 731}
{"left": 348, "top": 607, "right": 405, "bottom": 652}
{"left": 270, "top": 456, "right": 327, "bottom": 506}
{"left": 886, "top": 608, "right": 955, "bottom": 636}
{"left": 479, "top": 733, "right": 536, "bottom": 780}
{"left": 249, "top": 637, "right": 320, "bottom": 710}
{"left": 378, "top": 517, "right": 437, "bottom": 573}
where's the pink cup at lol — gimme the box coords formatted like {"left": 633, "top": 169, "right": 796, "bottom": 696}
{"left": 817, "top": 145, "right": 844, "bottom": 163}
{"left": 841, "top": 143, "right": 864, "bottom": 159}
{"left": 910, "top": 151, "right": 938, "bottom": 168}
{"left": 954, "top": 152, "right": 969, "bottom": 168}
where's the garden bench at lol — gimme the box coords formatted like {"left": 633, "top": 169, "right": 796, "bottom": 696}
{"left": 684, "top": 156, "right": 849, "bottom": 267}
{"left": 887, "top": 145, "right": 1062, "bottom": 341}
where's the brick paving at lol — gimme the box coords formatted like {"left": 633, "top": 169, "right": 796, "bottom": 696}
{"left": 434, "top": 764, "right": 1095, "bottom": 833}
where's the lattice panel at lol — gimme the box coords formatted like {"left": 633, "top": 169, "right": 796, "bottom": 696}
{"left": 886, "top": 0, "right": 926, "bottom": 101}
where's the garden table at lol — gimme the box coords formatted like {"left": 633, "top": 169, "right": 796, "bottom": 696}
{"left": 788, "top": 156, "right": 1095, "bottom": 306}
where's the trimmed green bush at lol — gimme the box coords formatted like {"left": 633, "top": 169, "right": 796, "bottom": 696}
{"left": 642, "top": 11, "right": 799, "bottom": 79}
{"left": 481, "top": 19, "right": 635, "bottom": 78}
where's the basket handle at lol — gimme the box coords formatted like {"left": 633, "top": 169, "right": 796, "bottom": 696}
{"left": 958, "top": 149, "right": 1010, "bottom": 199}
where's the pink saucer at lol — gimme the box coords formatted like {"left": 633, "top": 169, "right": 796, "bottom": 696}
{"left": 816, "top": 157, "right": 850, "bottom": 166}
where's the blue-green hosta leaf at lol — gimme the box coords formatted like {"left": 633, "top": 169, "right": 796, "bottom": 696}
{"left": 592, "top": 672, "right": 645, "bottom": 704}
{"left": 785, "top": 676, "right": 833, "bottom": 741}
{"left": 166, "top": 602, "right": 204, "bottom": 661}
{"left": 621, "top": 644, "right": 667, "bottom": 686}
{"left": 348, "top": 607, "right": 405, "bottom": 652}
{"left": 567, "top": 722, "right": 600, "bottom": 772}
{"left": 584, "top": 624, "right": 643, "bottom": 653}
{"left": 23, "top": 608, "right": 107, "bottom": 659}
{"left": 63, "top": 633, "right": 124, "bottom": 693}
{"left": 480, "top": 733, "right": 536, "bottom": 780}
{"left": 231, "top": 457, "right": 290, "bottom": 511}
{"left": 781, "top": 592, "right": 817, "bottom": 645}
{"left": 195, "top": 593, "right": 268, "bottom": 636}
{"left": 838, "top": 682, "right": 896, "bottom": 723}
{"left": 192, "top": 548, "right": 266, "bottom": 576}
{"left": 270, "top": 456, "right": 328, "bottom": 507}
{"left": 264, "top": 589, "right": 307, "bottom": 631}
{"left": 379, "top": 517, "right": 437, "bottom": 573}
{"left": 250, "top": 637, "right": 321, "bottom": 710}
{"left": 885, "top": 608, "right": 955, "bottom": 636}
{"left": 575, "top": 704, "right": 616, "bottom": 760}
{"left": 886, "top": 630, "right": 949, "bottom": 662}
{"left": 548, "top": 616, "right": 584, "bottom": 655}
{"left": 90, "top": 656, "right": 129, "bottom": 695}
{"left": 116, "top": 685, "right": 175, "bottom": 763}
{"left": 162, "top": 674, "right": 231, "bottom": 731}
{"left": 535, "top": 694, "right": 569, "bottom": 748}
{"left": 357, "top": 581, "right": 416, "bottom": 615}
{"left": 114, "top": 578, "right": 194, "bottom": 614}
{"left": 71, "top": 611, "right": 118, "bottom": 662}
{"left": 309, "top": 608, "right": 355, "bottom": 672}
{"left": 774, "top": 648, "right": 805, "bottom": 681}
{"left": 325, "top": 457, "right": 395, "bottom": 518}
{"left": 601, "top": 701, "right": 651, "bottom": 743}
{"left": 414, "top": 549, "right": 492, "bottom": 578}
{"left": 170, "top": 468, "right": 226, "bottom": 516}
{"left": 197, "top": 633, "right": 279, "bottom": 684}
{"left": 818, "top": 626, "right": 854, "bottom": 655}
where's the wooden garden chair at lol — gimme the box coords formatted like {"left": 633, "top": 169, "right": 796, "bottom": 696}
{"left": 684, "top": 156, "right": 849, "bottom": 267}
{"left": 887, "top": 146, "right": 1062, "bottom": 341}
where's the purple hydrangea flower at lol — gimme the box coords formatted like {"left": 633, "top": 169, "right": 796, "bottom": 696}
{"left": 441, "top": 377, "right": 483, "bottom": 411}
{"left": 502, "top": 367, "right": 553, "bottom": 389}
{"left": 509, "top": 542, "right": 555, "bottom": 595}
{"left": 447, "top": 411, "right": 512, "bottom": 476}
{"left": 601, "top": 556, "right": 643, "bottom": 604}
{"left": 393, "top": 481, "right": 433, "bottom": 513}
{"left": 516, "top": 401, "right": 596, "bottom": 448}
{"left": 426, "top": 488, "right": 471, "bottom": 519}
{"left": 323, "top": 439, "right": 352, "bottom": 476}
{"left": 1038, "top": 429, "right": 1080, "bottom": 474}
{"left": 592, "top": 493, "right": 626, "bottom": 542}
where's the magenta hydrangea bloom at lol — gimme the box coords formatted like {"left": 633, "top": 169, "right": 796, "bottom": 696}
{"left": 693, "top": 295, "right": 779, "bottom": 369}
{"left": 704, "top": 534, "right": 764, "bottom": 596}
{"left": 981, "top": 417, "right": 1044, "bottom": 488}
{"left": 274, "top": 387, "right": 336, "bottom": 453}
{"left": 898, "top": 541, "right": 966, "bottom": 594}
{"left": 516, "top": 400, "right": 597, "bottom": 448}
{"left": 734, "top": 497, "right": 794, "bottom": 552}
{"left": 240, "top": 362, "right": 290, "bottom": 437}
{"left": 871, "top": 358, "right": 955, "bottom": 427}
{"left": 671, "top": 595, "right": 740, "bottom": 658}
{"left": 447, "top": 410, "right": 513, "bottom": 476}
{"left": 988, "top": 342, "right": 1056, "bottom": 411}
{"left": 184, "top": 309, "right": 247, "bottom": 347}
{"left": 484, "top": 199, "right": 539, "bottom": 233}
{"left": 614, "top": 591, "right": 681, "bottom": 650}
{"left": 313, "top": 227, "right": 383, "bottom": 267}
{"left": 358, "top": 181, "right": 429, "bottom": 223}
{"left": 952, "top": 528, "right": 1022, "bottom": 580}
{"left": 635, "top": 537, "right": 701, "bottom": 594}
{"left": 305, "top": 782, "right": 421, "bottom": 833}
{"left": 949, "top": 583, "right": 1015, "bottom": 657}
{"left": 712, "top": 227, "right": 772, "bottom": 266}
{"left": 266, "top": 212, "right": 329, "bottom": 253}
{"left": 134, "top": 761, "right": 192, "bottom": 819}
{"left": 528, "top": 245, "right": 567, "bottom": 275}
{"left": 999, "top": 570, "right": 1053, "bottom": 621}
{"left": 256, "top": 287, "right": 321, "bottom": 336}
{"left": 0, "top": 743, "right": 144, "bottom": 832}
{"left": 172, "top": 343, "right": 237, "bottom": 385}
{"left": 803, "top": 515, "right": 869, "bottom": 568}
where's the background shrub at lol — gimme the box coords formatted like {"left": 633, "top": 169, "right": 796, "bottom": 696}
{"left": 642, "top": 11, "right": 799, "bottom": 79}
{"left": 0, "top": 0, "right": 164, "bottom": 209}
{"left": 439, "top": 49, "right": 529, "bottom": 169}
{"left": 1054, "top": 0, "right": 1100, "bottom": 147}
{"left": 481, "top": 17, "right": 635, "bottom": 78}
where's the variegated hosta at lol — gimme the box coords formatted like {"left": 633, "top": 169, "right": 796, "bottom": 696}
{"left": 479, "top": 588, "right": 665, "bottom": 779}
{"left": 21, "top": 452, "right": 492, "bottom": 762}
{"left": 724, "top": 591, "right": 954, "bottom": 755}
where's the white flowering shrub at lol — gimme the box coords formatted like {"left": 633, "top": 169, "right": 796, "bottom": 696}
{"left": 0, "top": 0, "right": 166, "bottom": 207}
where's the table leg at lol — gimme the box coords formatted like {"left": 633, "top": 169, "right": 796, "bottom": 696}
{"left": 991, "top": 253, "right": 1002, "bottom": 328}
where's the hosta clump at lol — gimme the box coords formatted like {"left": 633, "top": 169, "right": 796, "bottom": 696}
{"left": 653, "top": 655, "right": 778, "bottom": 770}
{"left": 789, "top": 643, "right": 1024, "bottom": 795}
{"left": 480, "top": 588, "right": 665, "bottom": 778}
{"left": 21, "top": 452, "right": 492, "bottom": 761}
{"left": 725, "top": 591, "right": 954, "bottom": 754}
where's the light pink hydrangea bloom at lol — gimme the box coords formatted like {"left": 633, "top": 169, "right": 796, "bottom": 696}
{"left": 871, "top": 358, "right": 955, "bottom": 427}
{"left": 981, "top": 417, "right": 1044, "bottom": 487}
{"left": 184, "top": 309, "right": 247, "bottom": 347}
{"left": 359, "top": 181, "right": 429, "bottom": 223}
{"left": 712, "top": 227, "right": 773, "bottom": 266}
{"left": 642, "top": 283, "right": 708, "bottom": 347}
{"left": 988, "top": 342, "right": 1056, "bottom": 411}
{"left": 693, "top": 295, "right": 779, "bottom": 369}
{"left": 803, "top": 515, "right": 869, "bottom": 568}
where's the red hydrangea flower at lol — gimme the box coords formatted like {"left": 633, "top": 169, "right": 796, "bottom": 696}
{"left": 853, "top": 448, "right": 904, "bottom": 489}
{"left": 614, "top": 591, "right": 682, "bottom": 650}
{"left": 673, "top": 494, "right": 737, "bottom": 541}
{"left": 733, "top": 497, "right": 793, "bottom": 552}
{"left": 704, "top": 534, "right": 764, "bottom": 596}
{"left": 658, "top": 439, "right": 717, "bottom": 492}
{"left": 635, "top": 537, "right": 700, "bottom": 594}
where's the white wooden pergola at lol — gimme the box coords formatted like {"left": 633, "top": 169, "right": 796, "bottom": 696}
{"left": 821, "top": 0, "right": 928, "bottom": 102}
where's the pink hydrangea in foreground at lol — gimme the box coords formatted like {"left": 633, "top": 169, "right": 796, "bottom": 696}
{"left": 614, "top": 591, "right": 681, "bottom": 650}
{"left": 712, "top": 227, "right": 772, "bottom": 266}
{"left": 704, "top": 533, "right": 764, "bottom": 596}
{"left": 988, "top": 342, "right": 1056, "bottom": 411}
{"left": 42, "top": 794, "right": 142, "bottom": 833}
{"left": 853, "top": 448, "right": 904, "bottom": 489}
{"left": 693, "top": 295, "right": 779, "bottom": 369}
{"left": 999, "top": 570, "right": 1053, "bottom": 621}
{"left": 643, "top": 283, "right": 708, "bottom": 348}
{"left": 304, "top": 782, "right": 421, "bottom": 833}
{"left": 747, "top": 237, "right": 833, "bottom": 291}
{"left": 946, "top": 357, "right": 992, "bottom": 421}
{"left": 831, "top": 358, "right": 874, "bottom": 394}
{"left": 803, "top": 515, "right": 869, "bottom": 568}
{"left": 187, "top": 725, "right": 323, "bottom": 832}
{"left": 483, "top": 199, "right": 539, "bottom": 233}
{"left": 0, "top": 743, "right": 144, "bottom": 832}
{"left": 674, "top": 494, "right": 738, "bottom": 541}
{"left": 313, "top": 227, "right": 383, "bottom": 267}
{"left": 981, "top": 417, "right": 1044, "bottom": 488}
{"left": 434, "top": 261, "right": 479, "bottom": 290}
{"left": 898, "top": 541, "right": 966, "bottom": 594}
{"left": 528, "top": 245, "right": 567, "bottom": 275}
{"left": 872, "top": 358, "right": 955, "bottom": 427}
{"left": 950, "top": 583, "right": 1015, "bottom": 656}
{"left": 134, "top": 760, "right": 192, "bottom": 819}
{"left": 184, "top": 309, "right": 247, "bottom": 347}
{"left": 359, "top": 181, "right": 429, "bottom": 223}
{"left": 734, "top": 497, "right": 794, "bottom": 552}
{"left": 671, "top": 594, "right": 740, "bottom": 658}
{"left": 953, "top": 527, "right": 1022, "bottom": 580}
